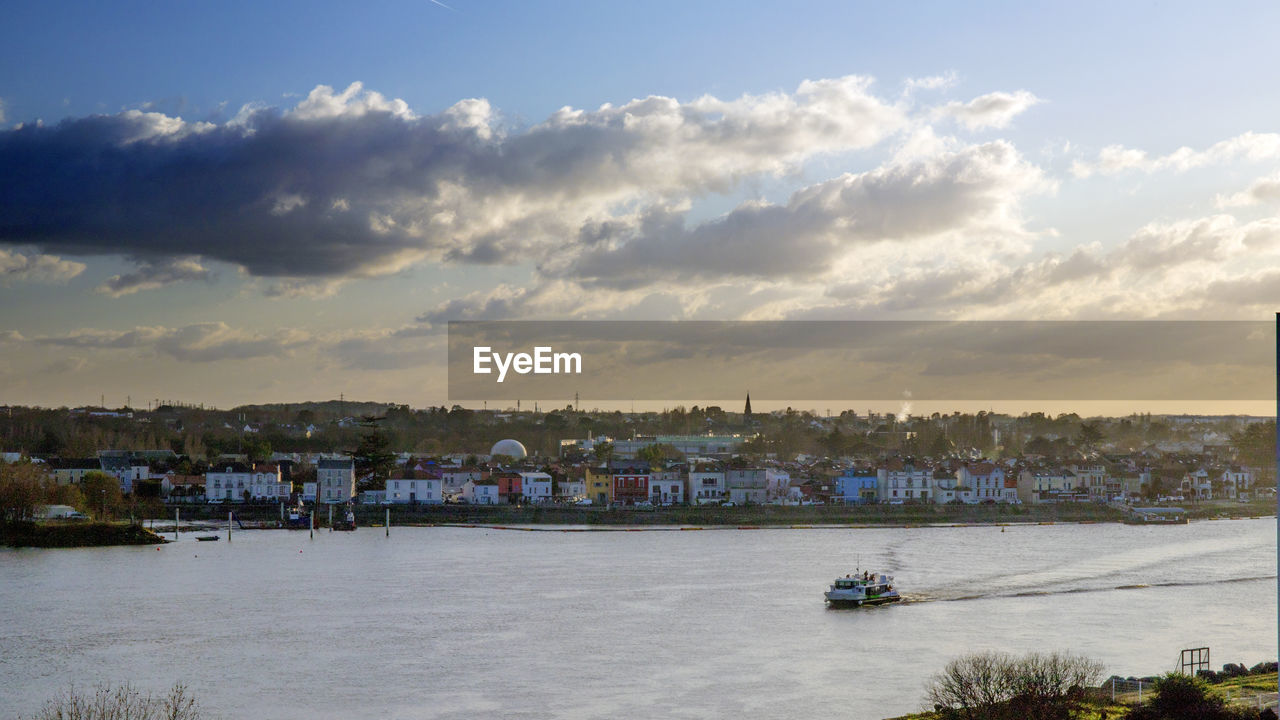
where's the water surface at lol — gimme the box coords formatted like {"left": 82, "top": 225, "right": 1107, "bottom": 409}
{"left": 1, "top": 519, "right": 1275, "bottom": 718}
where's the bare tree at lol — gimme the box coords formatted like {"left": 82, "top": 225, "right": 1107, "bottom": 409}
{"left": 27, "top": 682, "right": 200, "bottom": 720}
{"left": 927, "top": 650, "right": 1104, "bottom": 720}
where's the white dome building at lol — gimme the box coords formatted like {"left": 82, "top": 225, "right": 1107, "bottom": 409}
{"left": 490, "top": 439, "right": 528, "bottom": 459}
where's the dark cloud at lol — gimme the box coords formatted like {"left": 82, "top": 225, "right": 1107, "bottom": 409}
{"left": 0, "top": 79, "right": 905, "bottom": 283}
{"left": 96, "top": 257, "right": 213, "bottom": 296}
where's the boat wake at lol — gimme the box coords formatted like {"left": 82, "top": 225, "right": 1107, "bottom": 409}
{"left": 900, "top": 574, "right": 1276, "bottom": 604}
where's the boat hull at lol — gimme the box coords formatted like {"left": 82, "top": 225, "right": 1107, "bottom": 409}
{"left": 825, "top": 594, "right": 901, "bottom": 608}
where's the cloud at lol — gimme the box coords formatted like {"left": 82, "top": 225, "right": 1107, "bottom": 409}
{"left": 1110, "top": 214, "right": 1277, "bottom": 272}
{"left": 903, "top": 73, "right": 958, "bottom": 94}
{"left": 1071, "top": 131, "right": 1280, "bottom": 177}
{"left": 0, "top": 248, "right": 85, "bottom": 282}
{"left": 0, "top": 77, "right": 909, "bottom": 285}
{"left": 1216, "top": 172, "right": 1280, "bottom": 208}
{"left": 936, "top": 90, "right": 1040, "bottom": 130}
{"left": 800, "top": 213, "right": 1280, "bottom": 318}
{"left": 95, "top": 257, "right": 213, "bottom": 296}
{"left": 31, "top": 322, "right": 310, "bottom": 362}
{"left": 547, "top": 140, "right": 1052, "bottom": 287}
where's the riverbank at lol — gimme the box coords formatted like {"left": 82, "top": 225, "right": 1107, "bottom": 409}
{"left": 1, "top": 520, "right": 168, "bottom": 548}
{"left": 884, "top": 671, "right": 1279, "bottom": 719}
{"left": 159, "top": 497, "right": 1276, "bottom": 528}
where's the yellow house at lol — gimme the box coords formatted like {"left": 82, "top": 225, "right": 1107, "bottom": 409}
{"left": 585, "top": 467, "right": 612, "bottom": 505}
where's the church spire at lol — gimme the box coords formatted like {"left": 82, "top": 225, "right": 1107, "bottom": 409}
{"left": 744, "top": 392, "right": 752, "bottom": 417}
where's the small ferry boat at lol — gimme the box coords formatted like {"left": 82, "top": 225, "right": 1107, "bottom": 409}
{"left": 825, "top": 571, "right": 901, "bottom": 607}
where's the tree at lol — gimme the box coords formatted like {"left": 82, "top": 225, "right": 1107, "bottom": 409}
{"left": 350, "top": 430, "right": 395, "bottom": 492}
{"left": 1231, "top": 421, "right": 1275, "bottom": 469}
{"left": 591, "top": 442, "right": 614, "bottom": 468}
{"left": 637, "top": 443, "right": 683, "bottom": 469}
{"left": 927, "top": 650, "right": 1104, "bottom": 720}
{"left": 80, "top": 471, "right": 123, "bottom": 520}
{"left": 1077, "top": 422, "right": 1104, "bottom": 449}
{"left": 0, "top": 462, "right": 50, "bottom": 522}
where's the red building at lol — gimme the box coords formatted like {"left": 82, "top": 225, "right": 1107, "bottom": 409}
{"left": 611, "top": 473, "right": 650, "bottom": 505}
{"left": 495, "top": 472, "right": 523, "bottom": 504}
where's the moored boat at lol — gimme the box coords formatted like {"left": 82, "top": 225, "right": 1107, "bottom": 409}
{"left": 332, "top": 507, "right": 357, "bottom": 532}
{"left": 825, "top": 571, "right": 901, "bottom": 607}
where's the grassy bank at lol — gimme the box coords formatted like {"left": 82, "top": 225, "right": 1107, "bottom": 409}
{"left": 884, "top": 672, "right": 1280, "bottom": 720}
{"left": 1, "top": 520, "right": 168, "bottom": 548}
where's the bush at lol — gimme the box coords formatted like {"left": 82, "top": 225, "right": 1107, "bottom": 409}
{"left": 1124, "top": 673, "right": 1260, "bottom": 720}
{"left": 926, "top": 650, "right": 1104, "bottom": 720}
{"left": 26, "top": 682, "right": 199, "bottom": 720}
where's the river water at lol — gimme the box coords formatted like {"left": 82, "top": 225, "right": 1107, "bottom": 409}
{"left": 1, "top": 518, "right": 1275, "bottom": 719}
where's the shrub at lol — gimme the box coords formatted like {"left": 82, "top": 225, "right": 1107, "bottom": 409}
{"left": 1124, "top": 673, "right": 1260, "bottom": 720}
{"left": 926, "top": 650, "right": 1104, "bottom": 720}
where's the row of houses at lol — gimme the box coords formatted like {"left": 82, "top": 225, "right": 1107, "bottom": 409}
{"left": 828, "top": 460, "right": 1259, "bottom": 505}
{"left": 25, "top": 449, "right": 1265, "bottom": 509}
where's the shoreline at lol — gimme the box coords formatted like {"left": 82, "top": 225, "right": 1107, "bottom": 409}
{"left": 149, "top": 500, "right": 1276, "bottom": 531}
{"left": 1, "top": 521, "right": 168, "bottom": 548}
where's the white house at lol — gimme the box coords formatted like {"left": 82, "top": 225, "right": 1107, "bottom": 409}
{"left": 932, "top": 471, "right": 974, "bottom": 504}
{"left": 462, "top": 480, "right": 500, "bottom": 505}
{"left": 1182, "top": 469, "right": 1213, "bottom": 500}
{"left": 649, "top": 471, "right": 684, "bottom": 505}
{"left": 441, "top": 467, "right": 484, "bottom": 494}
{"left": 317, "top": 457, "right": 356, "bottom": 504}
{"left": 878, "top": 462, "right": 933, "bottom": 503}
{"left": 206, "top": 463, "right": 288, "bottom": 502}
{"left": 1017, "top": 468, "right": 1079, "bottom": 504}
{"left": 99, "top": 452, "right": 153, "bottom": 495}
{"left": 726, "top": 468, "right": 767, "bottom": 505}
{"left": 957, "top": 462, "right": 1016, "bottom": 503}
{"left": 1069, "top": 463, "right": 1110, "bottom": 501}
{"left": 555, "top": 475, "right": 586, "bottom": 502}
{"left": 765, "top": 469, "right": 792, "bottom": 501}
{"left": 385, "top": 473, "right": 442, "bottom": 504}
{"left": 1220, "top": 467, "right": 1254, "bottom": 499}
{"left": 519, "top": 472, "right": 553, "bottom": 504}
{"left": 689, "top": 471, "right": 726, "bottom": 503}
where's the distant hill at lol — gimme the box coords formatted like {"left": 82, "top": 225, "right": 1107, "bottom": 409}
{"left": 228, "top": 400, "right": 398, "bottom": 417}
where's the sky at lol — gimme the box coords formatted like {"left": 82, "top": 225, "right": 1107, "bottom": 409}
{"left": 1, "top": 1, "right": 1279, "bottom": 411}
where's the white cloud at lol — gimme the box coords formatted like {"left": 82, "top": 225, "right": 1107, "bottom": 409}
{"left": 1072, "top": 131, "right": 1280, "bottom": 178}
{"left": 0, "top": 249, "right": 86, "bottom": 282}
{"left": 903, "top": 72, "right": 958, "bottom": 94}
{"left": 1215, "top": 172, "right": 1280, "bottom": 208}
{"left": 936, "top": 90, "right": 1040, "bottom": 130}
{"left": 287, "top": 82, "right": 415, "bottom": 121}
{"left": 548, "top": 140, "right": 1053, "bottom": 287}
